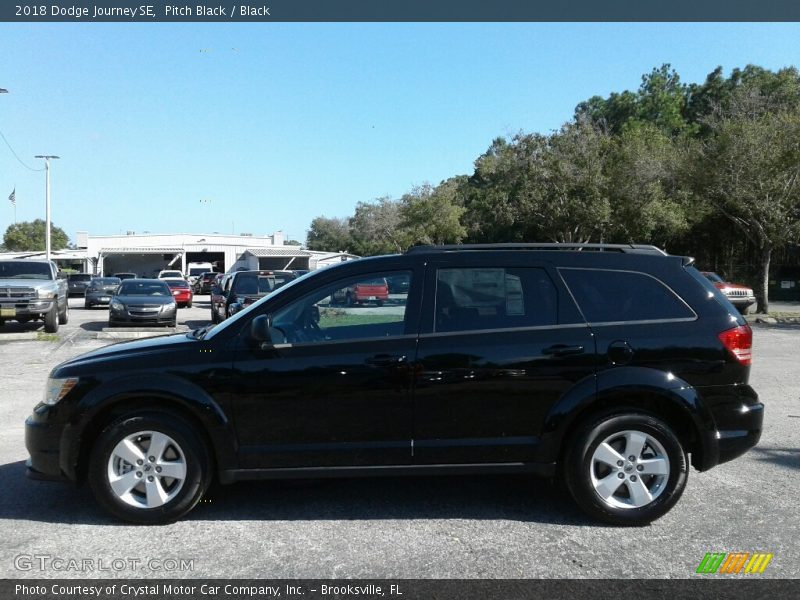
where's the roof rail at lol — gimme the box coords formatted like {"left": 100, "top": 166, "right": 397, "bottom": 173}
{"left": 406, "top": 243, "right": 668, "bottom": 256}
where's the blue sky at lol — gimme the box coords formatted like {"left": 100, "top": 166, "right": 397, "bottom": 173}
{"left": 1, "top": 23, "right": 800, "bottom": 244}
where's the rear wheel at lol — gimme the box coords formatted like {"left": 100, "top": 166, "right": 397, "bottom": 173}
{"left": 187, "top": 301, "right": 192, "bottom": 308}
{"left": 564, "top": 411, "right": 688, "bottom": 526}
{"left": 88, "top": 412, "right": 211, "bottom": 524}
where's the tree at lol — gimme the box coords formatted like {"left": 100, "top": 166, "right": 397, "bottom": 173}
{"left": 306, "top": 216, "right": 354, "bottom": 253}
{"left": 575, "top": 64, "right": 690, "bottom": 135}
{"left": 3, "top": 219, "right": 70, "bottom": 251}
{"left": 605, "top": 123, "right": 692, "bottom": 245}
{"left": 697, "top": 98, "right": 800, "bottom": 313}
{"left": 400, "top": 181, "right": 467, "bottom": 246}
{"left": 464, "top": 133, "right": 551, "bottom": 243}
{"left": 349, "top": 197, "right": 410, "bottom": 255}
{"left": 539, "top": 118, "right": 612, "bottom": 242}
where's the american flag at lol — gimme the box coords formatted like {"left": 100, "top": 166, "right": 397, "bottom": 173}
{"left": 8, "top": 188, "right": 14, "bottom": 206}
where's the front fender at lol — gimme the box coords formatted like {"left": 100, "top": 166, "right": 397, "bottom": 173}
{"left": 61, "top": 373, "right": 237, "bottom": 480}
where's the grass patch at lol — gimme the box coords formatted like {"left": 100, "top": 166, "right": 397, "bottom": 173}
{"left": 36, "top": 332, "right": 60, "bottom": 342}
{"left": 319, "top": 309, "right": 400, "bottom": 328}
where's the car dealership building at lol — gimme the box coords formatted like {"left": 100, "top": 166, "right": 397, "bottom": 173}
{"left": 1, "top": 231, "right": 358, "bottom": 277}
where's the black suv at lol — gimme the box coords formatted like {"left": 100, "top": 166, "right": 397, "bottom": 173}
{"left": 211, "top": 269, "right": 298, "bottom": 322}
{"left": 25, "top": 244, "right": 762, "bottom": 525}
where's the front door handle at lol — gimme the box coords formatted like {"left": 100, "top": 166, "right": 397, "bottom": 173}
{"left": 366, "top": 354, "right": 407, "bottom": 367}
{"left": 542, "top": 344, "right": 585, "bottom": 357}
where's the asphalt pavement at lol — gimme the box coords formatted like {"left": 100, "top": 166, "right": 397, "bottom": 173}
{"left": 0, "top": 300, "right": 797, "bottom": 579}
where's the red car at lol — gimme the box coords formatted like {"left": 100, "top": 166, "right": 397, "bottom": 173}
{"left": 701, "top": 272, "right": 756, "bottom": 314}
{"left": 164, "top": 278, "right": 193, "bottom": 308}
{"left": 333, "top": 277, "right": 390, "bottom": 306}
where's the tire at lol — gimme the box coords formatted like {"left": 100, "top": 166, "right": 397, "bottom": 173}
{"left": 210, "top": 310, "right": 219, "bottom": 324}
{"left": 84, "top": 303, "right": 91, "bottom": 310}
{"left": 376, "top": 300, "right": 384, "bottom": 307}
{"left": 169, "top": 320, "right": 177, "bottom": 328}
{"left": 187, "top": 301, "right": 192, "bottom": 308}
{"left": 88, "top": 412, "right": 211, "bottom": 524}
{"left": 346, "top": 293, "right": 354, "bottom": 307}
{"left": 563, "top": 411, "right": 688, "bottom": 526}
{"left": 58, "top": 300, "right": 69, "bottom": 325}
{"left": 44, "top": 304, "right": 59, "bottom": 333}
{"left": 738, "top": 305, "right": 751, "bottom": 315}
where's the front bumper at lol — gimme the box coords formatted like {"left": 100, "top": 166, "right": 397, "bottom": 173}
{"left": 726, "top": 295, "right": 756, "bottom": 308}
{"left": 25, "top": 406, "right": 70, "bottom": 481}
{"left": 0, "top": 299, "right": 55, "bottom": 318}
{"left": 109, "top": 305, "right": 176, "bottom": 325}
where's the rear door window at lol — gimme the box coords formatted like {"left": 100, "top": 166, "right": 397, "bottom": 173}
{"left": 559, "top": 268, "right": 695, "bottom": 323}
{"left": 434, "top": 267, "right": 557, "bottom": 332}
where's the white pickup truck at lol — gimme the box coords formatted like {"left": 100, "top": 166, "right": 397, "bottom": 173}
{"left": 0, "top": 260, "right": 69, "bottom": 333}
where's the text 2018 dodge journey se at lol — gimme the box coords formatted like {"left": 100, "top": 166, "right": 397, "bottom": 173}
{"left": 25, "top": 244, "right": 762, "bottom": 525}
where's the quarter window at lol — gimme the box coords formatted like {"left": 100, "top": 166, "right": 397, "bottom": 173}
{"left": 559, "top": 268, "right": 694, "bottom": 323}
{"left": 435, "top": 267, "right": 557, "bottom": 332}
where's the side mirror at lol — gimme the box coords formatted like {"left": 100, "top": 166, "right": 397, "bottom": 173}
{"left": 251, "top": 314, "right": 272, "bottom": 342}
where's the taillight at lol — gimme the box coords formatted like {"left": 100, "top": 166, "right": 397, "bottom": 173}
{"left": 718, "top": 324, "right": 752, "bottom": 365}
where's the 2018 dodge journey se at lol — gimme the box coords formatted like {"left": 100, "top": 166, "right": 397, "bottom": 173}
{"left": 25, "top": 243, "right": 763, "bottom": 525}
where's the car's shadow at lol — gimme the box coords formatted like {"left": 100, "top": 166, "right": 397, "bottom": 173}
{"left": 750, "top": 446, "right": 800, "bottom": 470}
{"left": 0, "top": 460, "right": 592, "bottom": 526}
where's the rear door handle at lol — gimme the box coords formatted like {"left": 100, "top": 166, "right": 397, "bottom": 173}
{"left": 366, "top": 354, "right": 407, "bottom": 367}
{"left": 542, "top": 344, "right": 585, "bottom": 357}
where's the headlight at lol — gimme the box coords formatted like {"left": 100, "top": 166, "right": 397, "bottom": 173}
{"left": 36, "top": 289, "right": 53, "bottom": 299}
{"left": 43, "top": 377, "right": 79, "bottom": 406}
{"left": 109, "top": 299, "right": 122, "bottom": 310}
{"left": 161, "top": 302, "right": 176, "bottom": 312}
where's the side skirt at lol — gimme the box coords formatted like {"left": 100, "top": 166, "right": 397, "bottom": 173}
{"left": 218, "top": 462, "right": 556, "bottom": 484}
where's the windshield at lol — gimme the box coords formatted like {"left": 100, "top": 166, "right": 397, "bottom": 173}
{"left": 118, "top": 281, "right": 170, "bottom": 296}
{"left": 189, "top": 268, "right": 208, "bottom": 276}
{"left": 0, "top": 262, "right": 52, "bottom": 280}
{"left": 91, "top": 278, "right": 120, "bottom": 286}
{"left": 203, "top": 268, "right": 321, "bottom": 340}
{"left": 69, "top": 274, "right": 93, "bottom": 282}
{"left": 232, "top": 274, "right": 275, "bottom": 295}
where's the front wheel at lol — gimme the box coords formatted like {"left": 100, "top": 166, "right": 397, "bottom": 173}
{"left": 563, "top": 412, "right": 688, "bottom": 526}
{"left": 88, "top": 412, "right": 211, "bottom": 524}
{"left": 58, "top": 300, "right": 69, "bottom": 325}
{"left": 44, "top": 304, "right": 59, "bottom": 333}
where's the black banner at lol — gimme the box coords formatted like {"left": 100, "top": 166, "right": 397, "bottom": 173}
{"left": 2, "top": 0, "right": 800, "bottom": 23}
{"left": 3, "top": 579, "right": 800, "bottom": 600}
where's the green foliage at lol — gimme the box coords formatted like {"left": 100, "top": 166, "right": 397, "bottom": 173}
{"left": 349, "top": 197, "right": 411, "bottom": 255}
{"left": 306, "top": 216, "right": 354, "bottom": 252}
{"left": 400, "top": 181, "right": 467, "bottom": 246}
{"left": 3, "top": 219, "right": 70, "bottom": 252}
{"left": 606, "top": 123, "right": 692, "bottom": 244}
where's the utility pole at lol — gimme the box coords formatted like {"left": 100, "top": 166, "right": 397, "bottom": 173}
{"left": 34, "top": 155, "right": 60, "bottom": 261}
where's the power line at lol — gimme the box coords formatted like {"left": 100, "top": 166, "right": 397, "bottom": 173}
{"left": 0, "top": 130, "right": 44, "bottom": 171}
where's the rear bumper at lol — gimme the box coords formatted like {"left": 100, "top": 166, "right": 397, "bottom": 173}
{"left": 694, "top": 384, "right": 763, "bottom": 471}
